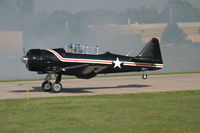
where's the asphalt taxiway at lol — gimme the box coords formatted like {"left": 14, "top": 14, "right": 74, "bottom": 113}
{"left": 0, "top": 74, "right": 199, "bottom": 99}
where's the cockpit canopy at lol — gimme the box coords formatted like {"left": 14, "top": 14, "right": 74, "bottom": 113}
{"left": 64, "top": 44, "right": 99, "bottom": 55}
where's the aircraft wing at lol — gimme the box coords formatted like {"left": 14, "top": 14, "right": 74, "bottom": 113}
{"left": 62, "top": 64, "right": 108, "bottom": 79}
{"left": 63, "top": 64, "right": 90, "bottom": 71}
{"left": 78, "top": 65, "right": 108, "bottom": 75}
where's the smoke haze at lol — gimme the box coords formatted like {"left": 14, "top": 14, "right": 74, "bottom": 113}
{"left": 34, "top": 0, "right": 200, "bottom": 13}
{"left": 0, "top": 0, "right": 200, "bottom": 80}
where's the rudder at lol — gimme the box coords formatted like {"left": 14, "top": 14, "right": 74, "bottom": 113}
{"left": 137, "top": 38, "right": 163, "bottom": 64}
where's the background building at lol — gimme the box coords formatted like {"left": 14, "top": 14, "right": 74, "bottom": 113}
{"left": 0, "top": 31, "right": 23, "bottom": 57}
{"left": 89, "top": 22, "right": 200, "bottom": 44}
{"left": 0, "top": 31, "right": 28, "bottom": 80}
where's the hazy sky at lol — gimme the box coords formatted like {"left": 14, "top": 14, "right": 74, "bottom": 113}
{"left": 34, "top": 0, "right": 200, "bottom": 14}
{"left": 34, "top": 0, "right": 167, "bottom": 13}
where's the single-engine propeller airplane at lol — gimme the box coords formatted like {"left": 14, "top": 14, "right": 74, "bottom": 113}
{"left": 21, "top": 38, "right": 164, "bottom": 93}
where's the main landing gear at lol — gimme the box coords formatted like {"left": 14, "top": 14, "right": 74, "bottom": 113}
{"left": 41, "top": 73, "right": 63, "bottom": 93}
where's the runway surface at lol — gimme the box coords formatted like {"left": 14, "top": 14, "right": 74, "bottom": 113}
{"left": 0, "top": 74, "right": 199, "bottom": 100}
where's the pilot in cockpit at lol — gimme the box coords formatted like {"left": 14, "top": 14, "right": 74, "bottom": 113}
{"left": 67, "top": 44, "right": 74, "bottom": 53}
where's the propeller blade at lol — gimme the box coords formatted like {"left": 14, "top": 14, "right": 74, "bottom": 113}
{"left": 23, "top": 48, "right": 26, "bottom": 56}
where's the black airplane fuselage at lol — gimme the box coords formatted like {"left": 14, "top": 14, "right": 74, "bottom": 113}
{"left": 26, "top": 48, "right": 163, "bottom": 79}
{"left": 21, "top": 38, "right": 164, "bottom": 93}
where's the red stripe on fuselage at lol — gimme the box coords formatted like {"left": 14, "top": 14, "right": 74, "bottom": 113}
{"left": 48, "top": 49, "right": 112, "bottom": 64}
{"left": 47, "top": 49, "right": 164, "bottom": 68}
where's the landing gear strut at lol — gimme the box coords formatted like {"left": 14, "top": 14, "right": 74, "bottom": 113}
{"left": 41, "top": 73, "right": 63, "bottom": 93}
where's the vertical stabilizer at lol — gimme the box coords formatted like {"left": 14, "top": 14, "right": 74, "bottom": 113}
{"left": 137, "top": 38, "right": 163, "bottom": 64}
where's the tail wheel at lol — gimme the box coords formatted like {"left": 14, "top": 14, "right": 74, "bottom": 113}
{"left": 42, "top": 81, "right": 52, "bottom": 92}
{"left": 51, "top": 83, "right": 63, "bottom": 93}
{"left": 142, "top": 74, "right": 148, "bottom": 80}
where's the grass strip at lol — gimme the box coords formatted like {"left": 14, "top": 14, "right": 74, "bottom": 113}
{"left": 0, "top": 90, "right": 200, "bottom": 133}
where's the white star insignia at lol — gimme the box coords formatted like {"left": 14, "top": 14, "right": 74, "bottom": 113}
{"left": 113, "top": 57, "right": 122, "bottom": 69}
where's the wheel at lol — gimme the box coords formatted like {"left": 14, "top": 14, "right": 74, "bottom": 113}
{"left": 41, "top": 81, "right": 52, "bottom": 92}
{"left": 142, "top": 74, "right": 148, "bottom": 80}
{"left": 51, "top": 83, "right": 63, "bottom": 93}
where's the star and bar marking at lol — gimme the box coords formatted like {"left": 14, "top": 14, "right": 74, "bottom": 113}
{"left": 113, "top": 57, "right": 123, "bottom": 69}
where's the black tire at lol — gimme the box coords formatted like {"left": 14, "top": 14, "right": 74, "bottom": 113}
{"left": 41, "top": 81, "right": 52, "bottom": 92}
{"left": 142, "top": 74, "right": 148, "bottom": 80}
{"left": 51, "top": 83, "right": 62, "bottom": 93}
